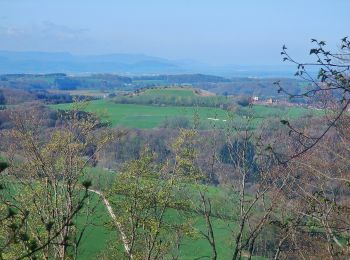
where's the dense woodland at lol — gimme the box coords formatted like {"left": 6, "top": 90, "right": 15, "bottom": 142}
{"left": 0, "top": 38, "right": 349, "bottom": 259}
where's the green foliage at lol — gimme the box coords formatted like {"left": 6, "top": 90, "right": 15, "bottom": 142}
{"left": 171, "top": 129, "right": 202, "bottom": 181}
{"left": 101, "top": 130, "right": 242, "bottom": 259}
{"left": 82, "top": 179, "right": 92, "bottom": 189}
{"left": 108, "top": 147, "right": 194, "bottom": 258}
{"left": 0, "top": 104, "right": 114, "bottom": 259}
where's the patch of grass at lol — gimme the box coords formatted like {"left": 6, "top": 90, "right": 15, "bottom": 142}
{"left": 83, "top": 167, "right": 116, "bottom": 191}
{"left": 250, "top": 105, "right": 316, "bottom": 119}
{"left": 142, "top": 88, "right": 196, "bottom": 97}
{"left": 76, "top": 193, "right": 116, "bottom": 259}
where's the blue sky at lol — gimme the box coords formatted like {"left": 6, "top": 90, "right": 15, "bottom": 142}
{"left": 0, "top": 0, "right": 349, "bottom": 65}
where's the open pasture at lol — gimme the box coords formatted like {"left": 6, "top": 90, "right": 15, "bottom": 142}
{"left": 51, "top": 98, "right": 318, "bottom": 129}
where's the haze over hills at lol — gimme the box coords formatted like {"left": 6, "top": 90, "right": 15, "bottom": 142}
{"left": 0, "top": 50, "right": 297, "bottom": 77}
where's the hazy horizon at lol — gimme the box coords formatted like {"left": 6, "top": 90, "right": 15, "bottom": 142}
{"left": 1, "top": 0, "right": 349, "bottom": 66}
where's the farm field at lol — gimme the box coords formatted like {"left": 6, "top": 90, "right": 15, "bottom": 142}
{"left": 50, "top": 99, "right": 229, "bottom": 129}
{"left": 50, "top": 98, "right": 319, "bottom": 130}
{"left": 76, "top": 168, "right": 241, "bottom": 259}
{"left": 77, "top": 207, "right": 237, "bottom": 259}
{"left": 76, "top": 193, "right": 116, "bottom": 259}
{"left": 249, "top": 104, "right": 316, "bottom": 119}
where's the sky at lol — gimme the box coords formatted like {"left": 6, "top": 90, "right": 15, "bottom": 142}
{"left": 0, "top": 0, "right": 349, "bottom": 65}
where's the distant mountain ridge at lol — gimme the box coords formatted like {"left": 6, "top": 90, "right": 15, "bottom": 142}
{"left": 0, "top": 51, "right": 298, "bottom": 77}
{"left": 0, "top": 51, "right": 182, "bottom": 74}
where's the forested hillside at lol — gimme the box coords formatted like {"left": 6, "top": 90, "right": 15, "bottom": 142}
{"left": 0, "top": 38, "right": 349, "bottom": 259}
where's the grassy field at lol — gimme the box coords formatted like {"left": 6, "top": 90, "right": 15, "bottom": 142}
{"left": 51, "top": 99, "right": 229, "bottom": 129}
{"left": 49, "top": 86, "right": 321, "bottom": 130}
{"left": 50, "top": 98, "right": 319, "bottom": 130}
{"left": 76, "top": 167, "right": 272, "bottom": 259}
{"left": 76, "top": 168, "right": 240, "bottom": 259}
{"left": 76, "top": 198, "right": 237, "bottom": 259}
{"left": 250, "top": 104, "right": 317, "bottom": 119}
{"left": 76, "top": 194, "right": 117, "bottom": 259}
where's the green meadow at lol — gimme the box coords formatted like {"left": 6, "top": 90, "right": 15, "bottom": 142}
{"left": 76, "top": 168, "right": 240, "bottom": 259}
{"left": 50, "top": 98, "right": 318, "bottom": 130}
{"left": 51, "top": 99, "right": 229, "bottom": 129}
